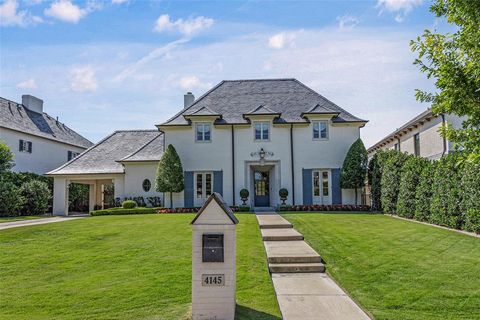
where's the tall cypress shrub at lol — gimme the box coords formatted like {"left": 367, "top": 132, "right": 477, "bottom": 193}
{"left": 368, "top": 153, "right": 382, "bottom": 212}
{"left": 397, "top": 156, "right": 428, "bottom": 219}
{"left": 414, "top": 161, "right": 435, "bottom": 222}
{"left": 380, "top": 150, "right": 409, "bottom": 214}
{"left": 430, "top": 154, "right": 463, "bottom": 229}
{"left": 461, "top": 161, "right": 480, "bottom": 233}
{"left": 155, "top": 144, "right": 184, "bottom": 208}
{"left": 340, "top": 138, "right": 368, "bottom": 205}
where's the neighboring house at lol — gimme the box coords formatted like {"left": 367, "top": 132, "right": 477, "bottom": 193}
{"left": 367, "top": 109, "right": 466, "bottom": 159}
{"left": 0, "top": 95, "right": 93, "bottom": 174}
{"left": 48, "top": 78, "right": 368, "bottom": 215}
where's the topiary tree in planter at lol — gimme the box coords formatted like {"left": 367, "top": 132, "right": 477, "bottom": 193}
{"left": 340, "top": 138, "right": 368, "bottom": 205}
{"left": 155, "top": 145, "right": 184, "bottom": 209}
{"left": 240, "top": 189, "right": 249, "bottom": 205}
{"left": 279, "top": 188, "right": 288, "bottom": 205}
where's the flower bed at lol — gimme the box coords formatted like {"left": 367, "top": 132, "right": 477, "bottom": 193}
{"left": 277, "top": 204, "right": 371, "bottom": 212}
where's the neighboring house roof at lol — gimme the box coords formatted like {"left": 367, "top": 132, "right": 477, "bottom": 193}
{"left": 160, "top": 78, "right": 366, "bottom": 126}
{"left": 118, "top": 133, "right": 164, "bottom": 162}
{"left": 367, "top": 109, "right": 436, "bottom": 154}
{"left": 0, "top": 97, "right": 93, "bottom": 149}
{"left": 47, "top": 130, "right": 163, "bottom": 175}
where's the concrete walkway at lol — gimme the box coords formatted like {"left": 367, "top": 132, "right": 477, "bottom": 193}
{"left": 0, "top": 216, "right": 85, "bottom": 231}
{"left": 256, "top": 213, "right": 371, "bottom": 320}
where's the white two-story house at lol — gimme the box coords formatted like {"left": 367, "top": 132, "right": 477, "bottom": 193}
{"left": 48, "top": 79, "right": 367, "bottom": 215}
{"left": 0, "top": 95, "right": 93, "bottom": 174}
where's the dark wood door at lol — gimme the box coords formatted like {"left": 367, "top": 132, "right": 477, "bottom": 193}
{"left": 254, "top": 171, "right": 270, "bottom": 207}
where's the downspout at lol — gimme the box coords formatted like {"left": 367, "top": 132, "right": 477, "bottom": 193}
{"left": 396, "top": 136, "right": 401, "bottom": 152}
{"left": 231, "top": 125, "right": 235, "bottom": 206}
{"left": 441, "top": 113, "right": 447, "bottom": 156}
{"left": 290, "top": 124, "right": 295, "bottom": 205}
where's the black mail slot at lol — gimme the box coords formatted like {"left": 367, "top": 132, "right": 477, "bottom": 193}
{"left": 202, "top": 234, "right": 224, "bottom": 262}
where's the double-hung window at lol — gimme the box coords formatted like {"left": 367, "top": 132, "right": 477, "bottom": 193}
{"left": 19, "top": 139, "right": 32, "bottom": 153}
{"left": 254, "top": 122, "right": 269, "bottom": 141}
{"left": 313, "top": 121, "right": 328, "bottom": 140}
{"left": 196, "top": 172, "right": 213, "bottom": 199}
{"left": 196, "top": 123, "right": 211, "bottom": 142}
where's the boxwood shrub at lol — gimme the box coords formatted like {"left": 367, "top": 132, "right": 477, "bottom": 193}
{"left": 122, "top": 200, "right": 137, "bottom": 209}
{"left": 90, "top": 207, "right": 159, "bottom": 216}
{"left": 397, "top": 156, "right": 428, "bottom": 218}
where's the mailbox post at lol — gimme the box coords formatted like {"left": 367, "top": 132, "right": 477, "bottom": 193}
{"left": 191, "top": 193, "right": 239, "bottom": 320}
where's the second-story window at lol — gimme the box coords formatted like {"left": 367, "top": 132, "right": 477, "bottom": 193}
{"left": 196, "top": 123, "right": 211, "bottom": 142}
{"left": 254, "top": 122, "right": 269, "bottom": 141}
{"left": 68, "top": 151, "right": 80, "bottom": 161}
{"left": 313, "top": 121, "right": 328, "bottom": 139}
{"left": 414, "top": 133, "right": 420, "bottom": 156}
{"left": 19, "top": 139, "right": 32, "bottom": 153}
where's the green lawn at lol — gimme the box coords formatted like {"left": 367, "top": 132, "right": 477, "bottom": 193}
{"left": 0, "top": 214, "right": 280, "bottom": 320}
{"left": 0, "top": 215, "right": 50, "bottom": 223}
{"left": 282, "top": 213, "right": 480, "bottom": 320}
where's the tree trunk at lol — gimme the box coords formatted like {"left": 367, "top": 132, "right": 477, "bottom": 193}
{"left": 170, "top": 192, "right": 173, "bottom": 209}
{"left": 355, "top": 187, "right": 358, "bottom": 206}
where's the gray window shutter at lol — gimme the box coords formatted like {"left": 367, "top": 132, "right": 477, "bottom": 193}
{"left": 331, "top": 168, "right": 342, "bottom": 205}
{"left": 302, "top": 168, "right": 312, "bottom": 205}
{"left": 19, "top": 139, "right": 24, "bottom": 151}
{"left": 184, "top": 171, "right": 194, "bottom": 208}
{"left": 213, "top": 171, "right": 223, "bottom": 196}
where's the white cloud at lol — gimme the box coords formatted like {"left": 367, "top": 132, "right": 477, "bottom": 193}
{"left": 153, "top": 14, "right": 214, "bottom": 35}
{"left": 16, "top": 78, "right": 37, "bottom": 90}
{"left": 70, "top": 66, "right": 97, "bottom": 92}
{"left": 377, "top": 0, "right": 423, "bottom": 22}
{"left": 268, "top": 32, "right": 296, "bottom": 49}
{"left": 178, "top": 76, "right": 211, "bottom": 90}
{"left": 0, "top": 0, "right": 42, "bottom": 27}
{"left": 337, "top": 15, "right": 359, "bottom": 30}
{"left": 44, "top": 0, "right": 98, "bottom": 23}
{"left": 112, "top": 0, "right": 128, "bottom": 4}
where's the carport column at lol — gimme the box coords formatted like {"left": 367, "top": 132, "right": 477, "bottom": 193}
{"left": 113, "top": 176, "right": 125, "bottom": 202}
{"left": 53, "top": 177, "right": 69, "bottom": 216}
{"left": 88, "top": 183, "right": 97, "bottom": 212}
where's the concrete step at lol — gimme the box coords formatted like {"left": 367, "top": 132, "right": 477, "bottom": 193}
{"left": 269, "top": 262, "right": 325, "bottom": 273}
{"left": 257, "top": 215, "right": 293, "bottom": 229}
{"left": 264, "top": 241, "right": 322, "bottom": 264}
{"left": 261, "top": 228, "right": 304, "bottom": 241}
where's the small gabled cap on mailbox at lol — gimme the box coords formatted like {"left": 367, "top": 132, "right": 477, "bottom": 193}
{"left": 191, "top": 192, "right": 239, "bottom": 225}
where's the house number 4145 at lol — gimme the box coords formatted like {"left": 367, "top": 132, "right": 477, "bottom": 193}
{"left": 202, "top": 274, "right": 224, "bottom": 286}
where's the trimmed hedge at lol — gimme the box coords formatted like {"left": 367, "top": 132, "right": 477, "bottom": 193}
{"left": 122, "top": 200, "right": 137, "bottom": 209}
{"left": 90, "top": 207, "right": 159, "bottom": 216}
{"left": 380, "top": 150, "right": 409, "bottom": 214}
{"left": 277, "top": 204, "right": 371, "bottom": 212}
{"left": 397, "top": 156, "right": 429, "bottom": 218}
{"left": 461, "top": 161, "right": 480, "bottom": 233}
{"left": 414, "top": 161, "right": 435, "bottom": 221}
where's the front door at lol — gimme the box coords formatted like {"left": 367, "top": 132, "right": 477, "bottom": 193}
{"left": 254, "top": 171, "right": 270, "bottom": 207}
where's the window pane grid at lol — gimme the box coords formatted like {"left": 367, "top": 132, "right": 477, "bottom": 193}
{"left": 255, "top": 122, "right": 269, "bottom": 140}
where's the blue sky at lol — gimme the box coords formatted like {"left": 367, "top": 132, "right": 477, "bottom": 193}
{"left": 1, "top": 0, "right": 444, "bottom": 147}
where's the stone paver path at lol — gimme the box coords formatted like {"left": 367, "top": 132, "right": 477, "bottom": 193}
{"left": 256, "top": 212, "right": 371, "bottom": 320}
{"left": 0, "top": 216, "right": 85, "bottom": 231}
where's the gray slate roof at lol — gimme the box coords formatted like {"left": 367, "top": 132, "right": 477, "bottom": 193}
{"left": 0, "top": 97, "right": 93, "bottom": 148}
{"left": 161, "top": 79, "right": 366, "bottom": 126}
{"left": 48, "top": 130, "right": 163, "bottom": 175}
{"left": 119, "top": 133, "right": 164, "bottom": 162}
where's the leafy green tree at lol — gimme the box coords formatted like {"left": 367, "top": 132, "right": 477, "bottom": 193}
{"left": 411, "top": 0, "right": 480, "bottom": 162}
{"left": 380, "top": 150, "right": 409, "bottom": 214}
{"left": 20, "top": 180, "right": 51, "bottom": 215}
{"left": 155, "top": 144, "right": 184, "bottom": 208}
{"left": 0, "top": 140, "right": 14, "bottom": 173}
{"left": 0, "top": 180, "right": 25, "bottom": 217}
{"left": 340, "top": 138, "right": 368, "bottom": 205}
{"left": 414, "top": 161, "right": 436, "bottom": 222}
{"left": 397, "top": 156, "right": 429, "bottom": 219}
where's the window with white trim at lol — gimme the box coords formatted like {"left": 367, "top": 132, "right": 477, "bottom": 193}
{"left": 196, "top": 123, "right": 211, "bottom": 142}
{"left": 313, "top": 170, "right": 329, "bottom": 197}
{"left": 196, "top": 172, "right": 213, "bottom": 199}
{"left": 313, "top": 121, "right": 328, "bottom": 139}
{"left": 254, "top": 122, "right": 269, "bottom": 141}
{"left": 19, "top": 139, "right": 32, "bottom": 153}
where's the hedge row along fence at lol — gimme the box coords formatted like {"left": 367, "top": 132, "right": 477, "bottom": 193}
{"left": 369, "top": 150, "right": 480, "bottom": 234}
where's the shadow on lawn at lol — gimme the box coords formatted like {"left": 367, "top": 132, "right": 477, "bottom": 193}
{"left": 235, "top": 304, "right": 281, "bottom": 320}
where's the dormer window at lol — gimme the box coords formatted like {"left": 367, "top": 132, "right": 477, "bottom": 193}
{"left": 196, "top": 123, "right": 211, "bottom": 142}
{"left": 313, "top": 121, "right": 328, "bottom": 140}
{"left": 254, "top": 122, "right": 269, "bottom": 141}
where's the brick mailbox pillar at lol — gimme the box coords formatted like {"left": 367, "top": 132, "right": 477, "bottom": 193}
{"left": 191, "top": 192, "right": 239, "bottom": 320}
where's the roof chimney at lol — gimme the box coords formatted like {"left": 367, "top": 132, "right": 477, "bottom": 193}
{"left": 184, "top": 92, "right": 195, "bottom": 108}
{"left": 22, "top": 95, "right": 43, "bottom": 114}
